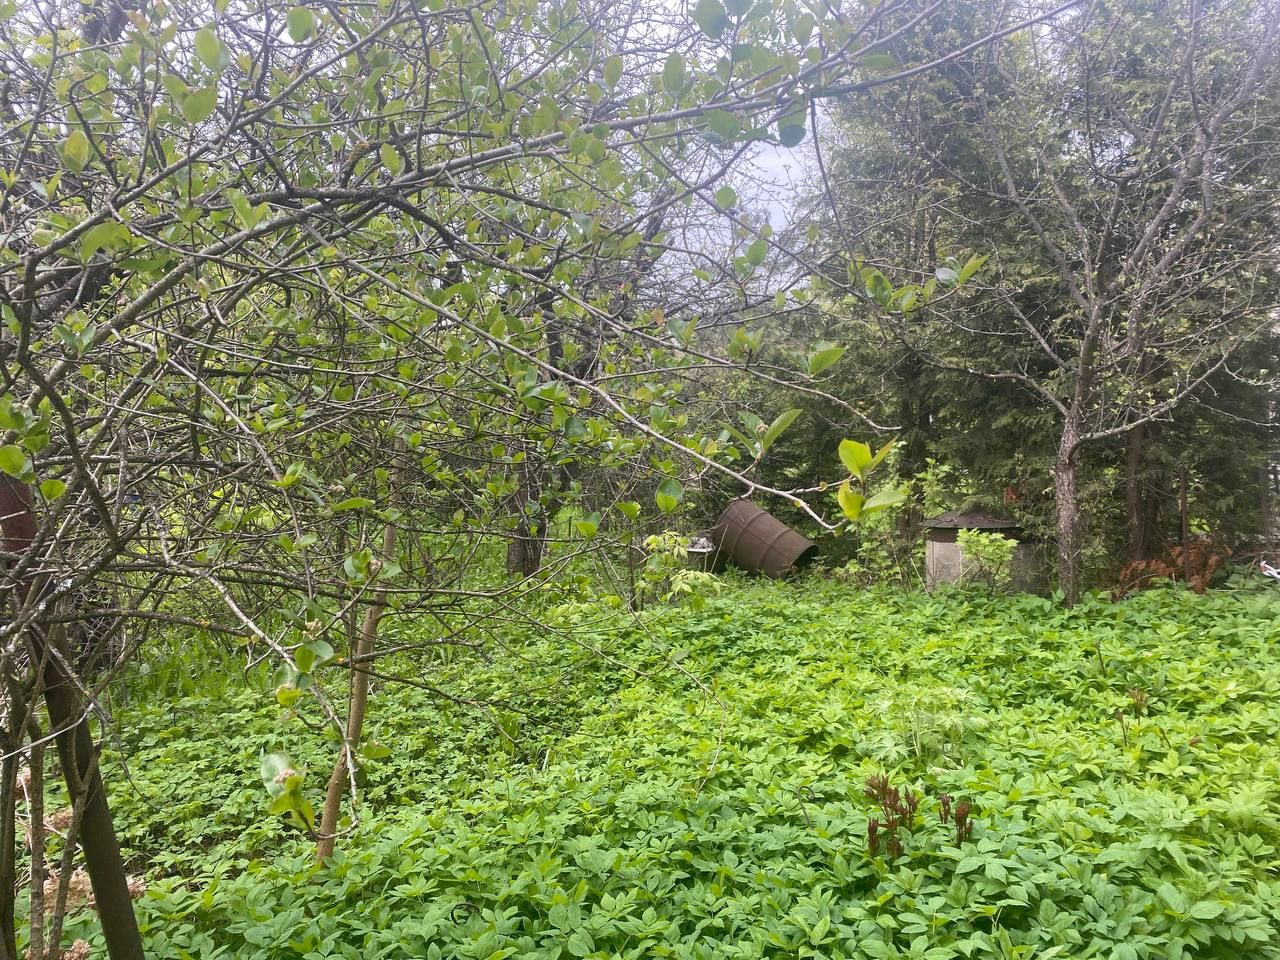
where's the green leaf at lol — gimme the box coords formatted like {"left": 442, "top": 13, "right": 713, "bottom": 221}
{"left": 655, "top": 477, "right": 684, "bottom": 513}
{"left": 575, "top": 512, "right": 601, "bottom": 538}
{"left": 181, "top": 86, "right": 218, "bottom": 123}
{"left": 958, "top": 253, "right": 988, "bottom": 283}
{"left": 344, "top": 547, "right": 373, "bottom": 581}
{"left": 761, "top": 408, "right": 801, "bottom": 450}
{"left": 806, "top": 342, "right": 845, "bottom": 375}
{"left": 713, "top": 184, "right": 737, "bottom": 209}
{"left": 703, "top": 109, "right": 740, "bottom": 143}
{"left": 39, "top": 478, "right": 66, "bottom": 499}
{"left": 286, "top": 6, "right": 316, "bottom": 42}
{"left": 777, "top": 105, "right": 807, "bottom": 148}
{"left": 259, "top": 752, "right": 300, "bottom": 797}
{"left": 80, "top": 222, "right": 129, "bottom": 261}
{"left": 227, "top": 189, "right": 266, "bottom": 230}
{"left": 935, "top": 265, "right": 960, "bottom": 286}
{"left": 331, "top": 496, "right": 375, "bottom": 512}
{"left": 792, "top": 13, "right": 815, "bottom": 43}
{"left": 869, "top": 439, "right": 894, "bottom": 471}
{"left": 863, "top": 269, "right": 893, "bottom": 307}
{"left": 379, "top": 142, "right": 403, "bottom": 176}
{"left": 724, "top": 0, "right": 750, "bottom": 14}
{"left": 745, "top": 237, "right": 768, "bottom": 266}
{"left": 194, "top": 27, "right": 223, "bottom": 68}
{"left": 862, "top": 485, "right": 907, "bottom": 514}
{"left": 1189, "top": 901, "right": 1225, "bottom": 920}
{"left": 662, "top": 52, "right": 685, "bottom": 96}
{"left": 303, "top": 637, "right": 336, "bottom": 667}
{"left": 837, "top": 480, "right": 863, "bottom": 521}
{"left": 838, "top": 439, "right": 872, "bottom": 480}
{"left": 692, "top": 0, "right": 729, "bottom": 39}
{"left": 603, "top": 56, "right": 623, "bottom": 88}
{"left": 617, "top": 501, "right": 641, "bottom": 520}
{"left": 861, "top": 52, "right": 898, "bottom": 73}
{"left": 1158, "top": 882, "right": 1189, "bottom": 915}
{"left": 61, "top": 130, "right": 90, "bottom": 171}
{"left": 0, "top": 444, "right": 28, "bottom": 478}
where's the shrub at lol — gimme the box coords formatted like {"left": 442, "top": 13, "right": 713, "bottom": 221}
{"left": 956, "top": 528, "right": 1015, "bottom": 590}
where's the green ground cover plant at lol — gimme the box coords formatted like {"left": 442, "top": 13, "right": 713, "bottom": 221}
{"left": 44, "top": 581, "right": 1280, "bottom": 959}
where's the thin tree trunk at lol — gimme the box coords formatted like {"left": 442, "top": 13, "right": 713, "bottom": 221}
{"left": 1054, "top": 430, "right": 1084, "bottom": 606}
{"left": 0, "top": 736, "right": 17, "bottom": 960}
{"left": 28, "top": 741, "right": 46, "bottom": 960}
{"left": 316, "top": 516, "right": 397, "bottom": 862}
{"left": 1180, "top": 469, "right": 1191, "bottom": 583}
{"left": 0, "top": 478, "right": 142, "bottom": 959}
{"left": 1124, "top": 423, "right": 1148, "bottom": 562}
{"left": 506, "top": 463, "right": 546, "bottom": 577}
{"left": 42, "top": 624, "right": 143, "bottom": 960}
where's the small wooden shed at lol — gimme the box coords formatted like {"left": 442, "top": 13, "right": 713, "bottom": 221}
{"left": 922, "top": 510, "right": 1048, "bottom": 593}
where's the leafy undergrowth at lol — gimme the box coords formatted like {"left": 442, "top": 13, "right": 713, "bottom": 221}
{"left": 63, "top": 583, "right": 1280, "bottom": 958}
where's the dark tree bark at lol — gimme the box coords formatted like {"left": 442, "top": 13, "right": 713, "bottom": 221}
{"left": 0, "top": 478, "right": 143, "bottom": 960}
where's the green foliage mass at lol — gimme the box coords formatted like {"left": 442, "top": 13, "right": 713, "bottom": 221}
{"left": 47, "top": 582, "right": 1280, "bottom": 959}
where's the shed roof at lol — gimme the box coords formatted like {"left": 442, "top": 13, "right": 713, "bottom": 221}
{"left": 922, "top": 510, "right": 1021, "bottom": 530}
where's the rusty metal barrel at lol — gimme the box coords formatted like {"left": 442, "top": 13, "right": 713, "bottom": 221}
{"left": 710, "top": 500, "right": 817, "bottom": 579}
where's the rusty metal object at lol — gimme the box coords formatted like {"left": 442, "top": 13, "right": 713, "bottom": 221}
{"left": 711, "top": 500, "right": 817, "bottom": 578}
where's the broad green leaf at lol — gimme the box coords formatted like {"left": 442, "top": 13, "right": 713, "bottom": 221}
{"left": 0, "top": 444, "right": 28, "bottom": 478}
{"left": 259, "top": 752, "right": 300, "bottom": 797}
{"left": 837, "top": 480, "right": 863, "bottom": 521}
{"left": 61, "top": 130, "right": 90, "bottom": 171}
{"left": 344, "top": 547, "right": 373, "bottom": 581}
{"left": 39, "top": 478, "right": 66, "bottom": 499}
{"left": 935, "top": 265, "right": 960, "bottom": 286}
{"left": 331, "top": 496, "right": 375, "bottom": 512}
{"left": 617, "top": 501, "right": 641, "bottom": 520}
{"left": 869, "top": 439, "right": 895, "bottom": 471}
{"left": 692, "top": 0, "right": 729, "bottom": 38}
{"left": 195, "top": 27, "right": 223, "bottom": 68}
{"left": 959, "top": 253, "right": 988, "bottom": 282}
{"left": 761, "top": 408, "right": 801, "bottom": 450}
{"left": 713, "top": 184, "right": 737, "bottom": 210}
{"left": 227, "top": 190, "right": 265, "bottom": 230}
{"left": 861, "top": 52, "right": 898, "bottom": 73}
{"left": 862, "top": 485, "right": 907, "bottom": 514}
{"left": 80, "top": 222, "right": 129, "bottom": 261}
{"left": 575, "top": 512, "right": 601, "bottom": 538}
{"left": 777, "top": 103, "right": 807, "bottom": 147}
{"left": 655, "top": 477, "right": 684, "bottom": 513}
{"left": 807, "top": 342, "right": 845, "bottom": 375}
{"left": 745, "top": 237, "right": 768, "bottom": 266}
{"left": 704, "top": 109, "right": 740, "bottom": 142}
{"left": 302, "top": 637, "right": 335, "bottom": 668}
{"left": 181, "top": 86, "right": 218, "bottom": 123}
{"left": 662, "top": 52, "right": 685, "bottom": 96}
{"left": 864, "top": 269, "right": 893, "bottom": 307}
{"left": 603, "top": 56, "right": 623, "bottom": 88}
{"left": 838, "top": 439, "right": 872, "bottom": 480}
{"left": 379, "top": 142, "right": 403, "bottom": 176}
{"left": 286, "top": 6, "right": 316, "bottom": 42}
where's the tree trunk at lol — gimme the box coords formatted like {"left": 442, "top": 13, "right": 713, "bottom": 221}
{"left": 506, "top": 465, "right": 546, "bottom": 577}
{"left": 316, "top": 516, "right": 397, "bottom": 863}
{"left": 1054, "top": 433, "right": 1084, "bottom": 606}
{"left": 0, "top": 478, "right": 142, "bottom": 959}
{"left": 1124, "top": 422, "right": 1167, "bottom": 562}
{"left": 0, "top": 735, "right": 16, "bottom": 960}
{"left": 1124, "top": 423, "right": 1149, "bottom": 562}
